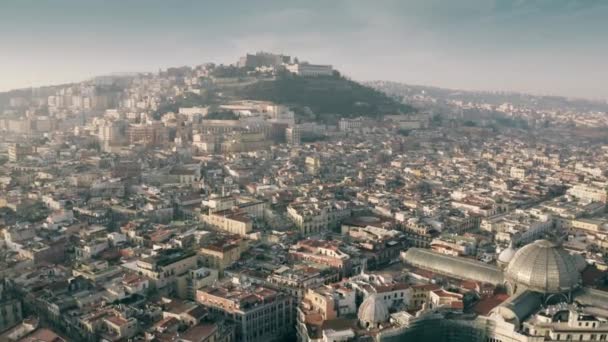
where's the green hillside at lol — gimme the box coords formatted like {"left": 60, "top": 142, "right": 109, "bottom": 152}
{"left": 235, "top": 73, "right": 414, "bottom": 123}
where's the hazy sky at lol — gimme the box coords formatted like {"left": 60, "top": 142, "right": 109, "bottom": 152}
{"left": 1, "top": 0, "right": 607, "bottom": 99}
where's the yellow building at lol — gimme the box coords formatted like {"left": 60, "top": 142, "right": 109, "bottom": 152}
{"left": 571, "top": 218, "right": 605, "bottom": 233}
{"left": 199, "top": 239, "right": 247, "bottom": 274}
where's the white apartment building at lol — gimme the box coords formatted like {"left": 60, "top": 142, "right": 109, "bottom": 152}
{"left": 287, "top": 202, "right": 351, "bottom": 235}
{"left": 510, "top": 166, "right": 527, "bottom": 180}
{"left": 568, "top": 184, "right": 607, "bottom": 203}
{"left": 285, "top": 63, "right": 334, "bottom": 77}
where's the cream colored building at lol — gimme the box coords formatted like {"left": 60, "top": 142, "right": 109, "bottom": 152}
{"left": 287, "top": 202, "right": 351, "bottom": 236}
{"left": 510, "top": 166, "right": 527, "bottom": 180}
{"left": 135, "top": 250, "right": 198, "bottom": 291}
{"left": 200, "top": 210, "right": 252, "bottom": 236}
{"left": 103, "top": 315, "right": 138, "bottom": 340}
{"left": 199, "top": 240, "right": 247, "bottom": 274}
{"left": 176, "top": 267, "right": 219, "bottom": 300}
{"left": 568, "top": 184, "right": 607, "bottom": 203}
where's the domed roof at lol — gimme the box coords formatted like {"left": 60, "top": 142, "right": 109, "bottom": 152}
{"left": 505, "top": 239, "right": 581, "bottom": 293}
{"left": 498, "top": 243, "right": 517, "bottom": 265}
{"left": 573, "top": 254, "right": 588, "bottom": 272}
{"left": 358, "top": 294, "right": 389, "bottom": 326}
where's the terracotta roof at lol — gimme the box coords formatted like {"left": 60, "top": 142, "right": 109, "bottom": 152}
{"left": 460, "top": 280, "right": 480, "bottom": 291}
{"left": 180, "top": 323, "right": 217, "bottom": 342}
{"left": 432, "top": 289, "right": 462, "bottom": 299}
{"left": 19, "top": 328, "right": 66, "bottom": 342}
{"left": 411, "top": 284, "right": 440, "bottom": 291}
{"left": 105, "top": 315, "right": 129, "bottom": 326}
{"left": 581, "top": 265, "right": 607, "bottom": 287}
{"left": 373, "top": 283, "right": 409, "bottom": 293}
{"left": 471, "top": 293, "right": 510, "bottom": 316}
{"left": 450, "top": 301, "right": 464, "bottom": 309}
{"left": 155, "top": 317, "right": 180, "bottom": 330}
{"left": 186, "top": 305, "right": 208, "bottom": 320}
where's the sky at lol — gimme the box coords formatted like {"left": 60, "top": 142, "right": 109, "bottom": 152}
{"left": 1, "top": 0, "right": 607, "bottom": 99}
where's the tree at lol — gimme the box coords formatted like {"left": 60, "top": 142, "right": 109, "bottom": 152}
{"left": 236, "top": 73, "right": 414, "bottom": 123}
{"left": 431, "top": 113, "right": 443, "bottom": 126}
{"left": 205, "top": 111, "right": 239, "bottom": 120}
{"left": 397, "top": 129, "right": 411, "bottom": 136}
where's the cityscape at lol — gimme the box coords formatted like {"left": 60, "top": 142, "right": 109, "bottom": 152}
{"left": 2, "top": 2, "right": 608, "bottom": 342}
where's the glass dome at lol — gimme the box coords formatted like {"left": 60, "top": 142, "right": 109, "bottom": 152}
{"left": 505, "top": 239, "right": 581, "bottom": 294}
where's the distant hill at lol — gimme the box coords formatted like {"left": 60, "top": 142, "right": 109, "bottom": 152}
{"left": 0, "top": 85, "right": 71, "bottom": 111}
{"left": 0, "top": 65, "right": 416, "bottom": 124}
{"left": 234, "top": 73, "right": 414, "bottom": 123}
{"left": 367, "top": 81, "right": 608, "bottom": 113}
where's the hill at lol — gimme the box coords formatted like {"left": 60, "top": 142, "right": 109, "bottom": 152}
{"left": 367, "top": 81, "right": 608, "bottom": 113}
{"left": 234, "top": 73, "right": 414, "bottom": 123}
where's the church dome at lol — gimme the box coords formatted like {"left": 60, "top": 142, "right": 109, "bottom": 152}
{"left": 505, "top": 239, "right": 581, "bottom": 294}
{"left": 358, "top": 294, "right": 389, "bottom": 327}
{"left": 497, "top": 243, "right": 517, "bottom": 267}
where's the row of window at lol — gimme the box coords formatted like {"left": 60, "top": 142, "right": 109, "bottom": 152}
{"left": 555, "top": 333, "right": 607, "bottom": 341}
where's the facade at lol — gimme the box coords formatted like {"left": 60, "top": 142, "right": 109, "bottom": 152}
{"left": 220, "top": 132, "right": 271, "bottom": 153}
{"left": 510, "top": 166, "right": 527, "bottom": 180}
{"left": 102, "top": 315, "right": 138, "bottom": 340}
{"left": 338, "top": 118, "right": 364, "bottom": 132}
{"left": 287, "top": 202, "right": 351, "bottom": 236}
{"left": 398, "top": 219, "right": 439, "bottom": 248}
{"left": 98, "top": 119, "right": 127, "bottom": 150}
{"left": 8, "top": 144, "right": 34, "bottom": 162}
{"left": 135, "top": 249, "right": 198, "bottom": 292}
{"left": 568, "top": 184, "right": 607, "bottom": 203}
{"left": 200, "top": 210, "right": 253, "bottom": 236}
{"left": 199, "top": 240, "right": 246, "bottom": 274}
{"left": 289, "top": 239, "right": 352, "bottom": 275}
{"left": 0, "top": 296, "right": 22, "bottom": 333}
{"left": 196, "top": 283, "right": 294, "bottom": 342}
{"left": 127, "top": 122, "right": 167, "bottom": 146}
{"left": 285, "top": 63, "right": 334, "bottom": 77}
{"left": 299, "top": 286, "right": 356, "bottom": 322}
{"left": 176, "top": 267, "right": 219, "bottom": 300}
{"left": 285, "top": 126, "right": 301, "bottom": 145}
{"left": 237, "top": 52, "right": 290, "bottom": 68}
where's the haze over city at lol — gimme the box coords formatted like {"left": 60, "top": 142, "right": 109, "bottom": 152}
{"left": 2, "top": 0, "right": 608, "bottom": 99}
